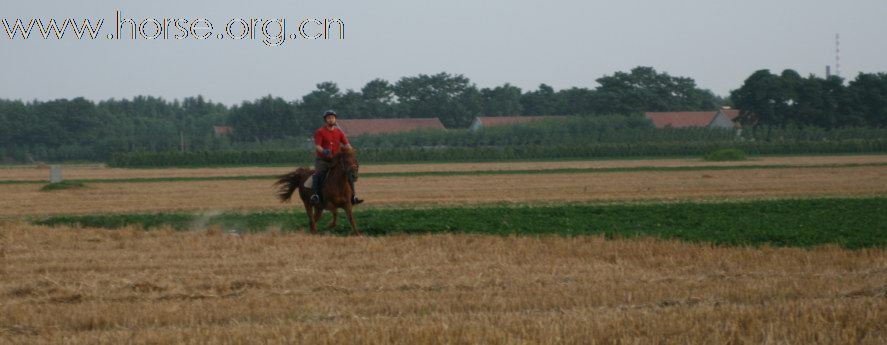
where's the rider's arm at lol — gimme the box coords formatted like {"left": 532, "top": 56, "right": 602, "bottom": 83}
{"left": 314, "top": 130, "right": 324, "bottom": 153}
{"left": 339, "top": 129, "right": 351, "bottom": 150}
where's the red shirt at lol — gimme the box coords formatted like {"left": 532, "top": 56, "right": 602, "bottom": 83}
{"left": 314, "top": 126, "right": 349, "bottom": 158}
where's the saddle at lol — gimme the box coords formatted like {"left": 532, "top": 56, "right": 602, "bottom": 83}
{"left": 303, "top": 170, "right": 333, "bottom": 191}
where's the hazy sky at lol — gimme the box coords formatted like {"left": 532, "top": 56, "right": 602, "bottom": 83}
{"left": 2, "top": 0, "right": 885, "bottom": 105}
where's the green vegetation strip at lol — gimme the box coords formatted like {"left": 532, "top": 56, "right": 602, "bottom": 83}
{"left": 34, "top": 197, "right": 887, "bottom": 248}
{"left": 2, "top": 162, "right": 887, "bottom": 186}
{"left": 39, "top": 181, "right": 86, "bottom": 192}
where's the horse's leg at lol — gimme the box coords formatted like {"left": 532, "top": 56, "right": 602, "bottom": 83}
{"left": 312, "top": 207, "right": 324, "bottom": 233}
{"left": 326, "top": 209, "right": 338, "bottom": 229}
{"left": 344, "top": 204, "right": 360, "bottom": 236}
{"left": 305, "top": 204, "right": 318, "bottom": 234}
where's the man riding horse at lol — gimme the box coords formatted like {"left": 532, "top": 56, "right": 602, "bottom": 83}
{"left": 311, "top": 110, "right": 364, "bottom": 206}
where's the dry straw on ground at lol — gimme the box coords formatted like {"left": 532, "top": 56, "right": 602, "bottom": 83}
{"left": 2, "top": 155, "right": 886, "bottom": 181}
{"left": 1, "top": 165, "right": 885, "bottom": 217}
{"left": 1, "top": 222, "right": 884, "bottom": 344}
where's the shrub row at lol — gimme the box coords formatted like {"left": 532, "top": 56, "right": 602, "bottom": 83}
{"left": 109, "top": 139, "right": 887, "bottom": 168}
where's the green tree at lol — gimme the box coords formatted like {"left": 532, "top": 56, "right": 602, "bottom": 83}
{"left": 361, "top": 79, "right": 395, "bottom": 117}
{"left": 593, "top": 66, "right": 718, "bottom": 114}
{"left": 556, "top": 87, "right": 596, "bottom": 115}
{"left": 520, "top": 84, "right": 560, "bottom": 115}
{"left": 337, "top": 90, "right": 364, "bottom": 118}
{"left": 394, "top": 72, "right": 482, "bottom": 128}
{"left": 295, "top": 82, "right": 344, "bottom": 132}
{"left": 732, "top": 69, "right": 869, "bottom": 128}
{"left": 847, "top": 72, "right": 887, "bottom": 127}
{"left": 0, "top": 100, "right": 27, "bottom": 160}
{"left": 229, "top": 96, "right": 297, "bottom": 141}
{"left": 481, "top": 83, "right": 523, "bottom": 115}
{"left": 731, "top": 69, "right": 792, "bottom": 126}
{"left": 177, "top": 95, "right": 228, "bottom": 150}
{"left": 794, "top": 75, "right": 852, "bottom": 127}
{"left": 299, "top": 82, "right": 342, "bottom": 116}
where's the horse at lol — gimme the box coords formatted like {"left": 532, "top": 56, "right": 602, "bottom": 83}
{"left": 274, "top": 147, "right": 362, "bottom": 235}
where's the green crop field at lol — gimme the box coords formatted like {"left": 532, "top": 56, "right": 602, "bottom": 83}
{"left": 34, "top": 197, "right": 887, "bottom": 248}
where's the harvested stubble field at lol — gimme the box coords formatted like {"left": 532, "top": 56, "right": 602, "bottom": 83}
{"left": 1, "top": 222, "right": 885, "bottom": 344}
{"left": 3, "top": 156, "right": 886, "bottom": 343}
{"left": 0, "top": 165, "right": 885, "bottom": 217}
{"left": 2, "top": 154, "right": 886, "bottom": 181}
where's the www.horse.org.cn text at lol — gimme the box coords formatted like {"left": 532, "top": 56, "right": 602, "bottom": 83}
{"left": 1, "top": 10, "right": 345, "bottom": 47}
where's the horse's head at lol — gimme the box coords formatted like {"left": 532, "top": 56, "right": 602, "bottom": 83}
{"left": 334, "top": 147, "right": 360, "bottom": 181}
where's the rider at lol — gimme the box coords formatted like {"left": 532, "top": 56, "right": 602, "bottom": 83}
{"left": 310, "top": 110, "right": 364, "bottom": 205}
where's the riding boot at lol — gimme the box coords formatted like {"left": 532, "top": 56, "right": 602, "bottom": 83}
{"left": 348, "top": 174, "right": 363, "bottom": 205}
{"left": 310, "top": 173, "right": 323, "bottom": 205}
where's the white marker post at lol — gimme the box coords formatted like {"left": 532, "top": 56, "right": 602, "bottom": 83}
{"left": 50, "top": 165, "right": 63, "bottom": 184}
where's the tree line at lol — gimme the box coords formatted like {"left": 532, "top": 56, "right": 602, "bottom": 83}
{"left": 732, "top": 69, "right": 887, "bottom": 128}
{"left": 1, "top": 66, "right": 885, "bottom": 162}
{"left": 226, "top": 66, "right": 726, "bottom": 141}
{"left": 0, "top": 96, "right": 227, "bottom": 162}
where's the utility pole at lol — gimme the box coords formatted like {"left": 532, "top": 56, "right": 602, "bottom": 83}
{"left": 835, "top": 33, "right": 841, "bottom": 78}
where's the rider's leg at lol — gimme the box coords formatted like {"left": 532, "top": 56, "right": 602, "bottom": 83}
{"left": 310, "top": 172, "right": 322, "bottom": 204}
{"left": 310, "top": 158, "right": 329, "bottom": 204}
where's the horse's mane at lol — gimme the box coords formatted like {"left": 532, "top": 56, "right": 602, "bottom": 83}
{"left": 330, "top": 147, "right": 357, "bottom": 169}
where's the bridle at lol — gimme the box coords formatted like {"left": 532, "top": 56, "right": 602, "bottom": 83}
{"left": 347, "top": 162, "right": 359, "bottom": 181}
{"left": 338, "top": 154, "right": 360, "bottom": 179}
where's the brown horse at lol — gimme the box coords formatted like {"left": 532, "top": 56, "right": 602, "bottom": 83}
{"left": 274, "top": 147, "right": 361, "bottom": 235}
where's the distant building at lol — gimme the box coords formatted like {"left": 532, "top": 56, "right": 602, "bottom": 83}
{"left": 644, "top": 109, "right": 740, "bottom": 129}
{"left": 213, "top": 125, "right": 233, "bottom": 136}
{"left": 469, "top": 116, "right": 568, "bottom": 131}
{"left": 336, "top": 118, "right": 445, "bottom": 137}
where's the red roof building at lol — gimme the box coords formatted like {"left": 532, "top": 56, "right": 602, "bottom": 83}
{"left": 720, "top": 109, "right": 740, "bottom": 122}
{"left": 213, "top": 125, "right": 233, "bottom": 136}
{"left": 644, "top": 109, "right": 740, "bottom": 129}
{"left": 469, "top": 116, "right": 568, "bottom": 130}
{"left": 336, "top": 118, "right": 445, "bottom": 137}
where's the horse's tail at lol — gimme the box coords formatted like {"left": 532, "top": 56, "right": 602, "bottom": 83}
{"left": 274, "top": 168, "right": 311, "bottom": 202}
